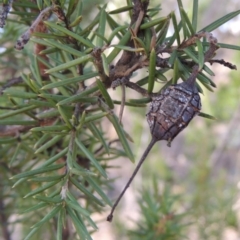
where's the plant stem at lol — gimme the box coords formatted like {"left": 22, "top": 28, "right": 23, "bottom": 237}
{"left": 107, "top": 137, "right": 157, "bottom": 222}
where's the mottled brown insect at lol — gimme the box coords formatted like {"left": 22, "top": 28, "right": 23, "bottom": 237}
{"left": 147, "top": 75, "right": 201, "bottom": 146}
{"left": 107, "top": 73, "right": 201, "bottom": 222}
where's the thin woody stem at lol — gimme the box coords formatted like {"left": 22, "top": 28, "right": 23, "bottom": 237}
{"left": 107, "top": 137, "right": 157, "bottom": 222}
{"left": 126, "top": 81, "right": 149, "bottom": 96}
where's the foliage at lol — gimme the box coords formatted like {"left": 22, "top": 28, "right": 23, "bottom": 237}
{"left": 0, "top": 0, "right": 239, "bottom": 239}
{"left": 128, "top": 179, "right": 189, "bottom": 240}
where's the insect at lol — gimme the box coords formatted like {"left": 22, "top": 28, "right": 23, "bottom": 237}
{"left": 107, "top": 68, "right": 201, "bottom": 222}
{"left": 147, "top": 70, "right": 201, "bottom": 147}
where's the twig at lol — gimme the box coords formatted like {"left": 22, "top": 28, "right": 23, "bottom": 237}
{"left": 208, "top": 59, "right": 237, "bottom": 70}
{"left": 126, "top": 81, "right": 149, "bottom": 96}
{"left": 15, "top": 6, "right": 53, "bottom": 50}
{"left": 0, "top": 77, "right": 23, "bottom": 95}
{"left": 91, "top": 47, "right": 111, "bottom": 87}
{"left": 178, "top": 31, "right": 207, "bottom": 49}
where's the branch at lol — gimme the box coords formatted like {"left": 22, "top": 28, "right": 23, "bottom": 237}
{"left": 109, "top": 0, "right": 150, "bottom": 86}
{"left": 208, "top": 59, "right": 237, "bottom": 70}
{"left": 15, "top": 7, "right": 53, "bottom": 50}
{"left": 0, "top": 77, "right": 23, "bottom": 95}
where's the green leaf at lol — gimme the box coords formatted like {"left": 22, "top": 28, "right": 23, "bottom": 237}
{"left": 171, "top": 12, "right": 181, "bottom": 45}
{"left": 107, "top": 14, "right": 126, "bottom": 37}
{"left": 31, "top": 125, "right": 69, "bottom": 132}
{"left": 93, "top": 32, "right": 108, "bottom": 45}
{"left": 11, "top": 164, "right": 65, "bottom": 179}
{"left": 66, "top": 150, "right": 73, "bottom": 169}
{"left": 70, "top": 168, "right": 96, "bottom": 177}
{"left": 30, "top": 175, "right": 64, "bottom": 182}
{"left": 57, "top": 105, "right": 73, "bottom": 129}
{"left": 9, "top": 143, "right": 21, "bottom": 166}
{"left": 192, "top": 0, "right": 198, "bottom": 31}
{"left": 66, "top": 199, "right": 90, "bottom": 217}
{"left": 109, "top": 5, "right": 133, "bottom": 14}
{"left": 38, "top": 93, "right": 67, "bottom": 102}
{"left": 180, "top": 7, "right": 195, "bottom": 35}
{"left": 44, "top": 21, "right": 95, "bottom": 48}
{"left": 24, "top": 181, "right": 59, "bottom": 198}
{"left": 199, "top": 79, "right": 214, "bottom": 92}
{"left": 61, "top": 96, "right": 98, "bottom": 106}
{"left": 32, "top": 205, "right": 62, "bottom": 228}
{"left": 21, "top": 202, "right": 47, "bottom": 213}
{"left": 155, "top": 70, "right": 168, "bottom": 82}
{"left": 157, "top": 17, "right": 172, "bottom": 46}
{"left": 66, "top": 0, "right": 78, "bottom": 17}
{"left": 148, "top": 48, "right": 156, "bottom": 93}
{"left": 0, "top": 138, "right": 17, "bottom": 144}
{"left": 217, "top": 43, "right": 240, "bottom": 51}
{"left": 46, "top": 55, "right": 93, "bottom": 74}
{"left": 57, "top": 86, "right": 98, "bottom": 106}
{"left": 0, "top": 105, "right": 37, "bottom": 120}
{"left": 200, "top": 10, "right": 240, "bottom": 32}
{"left": 84, "top": 216, "right": 98, "bottom": 230}
{"left": 67, "top": 206, "right": 92, "bottom": 240}
{"left": 85, "top": 176, "right": 112, "bottom": 206}
{"left": 144, "top": 27, "right": 151, "bottom": 54}
{"left": 110, "top": 45, "right": 144, "bottom": 52}
{"left": 197, "top": 72, "right": 215, "bottom": 87}
{"left": 23, "top": 228, "right": 38, "bottom": 240}
{"left": 101, "top": 53, "right": 110, "bottom": 77}
{"left": 198, "top": 112, "right": 216, "bottom": 120}
{"left": 34, "top": 133, "right": 51, "bottom": 149}
{"left": 75, "top": 139, "right": 107, "bottom": 178}
{"left": 57, "top": 208, "right": 64, "bottom": 240}
{"left": 42, "top": 72, "right": 98, "bottom": 90}
{"left": 84, "top": 112, "right": 109, "bottom": 123}
{"left": 44, "top": 39, "right": 84, "bottom": 57}
{"left": 108, "top": 25, "right": 128, "bottom": 43}
{"left": 80, "top": 11, "right": 100, "bottom": 36}
{"left": 203, "top": 64, "right": 215, "bottom": 77}
{"left": 97, "top": 8, "right": 107, "bottom": 47}
{"left": 107, "top": 31, "right": 131, "bottom": 63}
{"left": 34, "top": 195, "right": 62, "bottom": 204}
{"left": 172, "top": 59, "right": 180, "bottom": 85}
{"left": 0, "top": 120, "right": 38, "bottom": 125}
{"left": 36, "top": 109, "right": 60, "bottom": 119}
{"left": 96, "top": 79, "right": 114, "bottom": 109}
{"left": 133, "top": 37, "right": 147, "bottom": 52}
{"left": 140, "top": 16, "right": 169, "bottom": 29}
{"left": 102, "top": 109, "right": 134, "bottom": 162}
{"left": 70, "top": 177, "right": 104, "bottom": 206}
{"left": 29, "top": 99, "right": 55, "bottom": 107}
{"left": 168, "top": 49, "right": 177, "bottom": 66}
{"left": 35, "top": 135, "right": 63, "bottom": 154}
{"left": 69, "top": 16, "right": 82, "bottom": 28}
{"left": 177, "top": 0, "right": 189, "bottom": 39}
{"left": 113, "top": 100, "right": 146, "bottom": 107}
{"left": 196, "top": 39, "right": 204, "bottom": 70}
{"left": 87, "top": 122, "right": 109, "bottom": 154}
{"left": 183, "top": 47, "right": 198, "bottom": 63}
{"left": 76, "top": 111, "right": 86, "bottom": 131}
